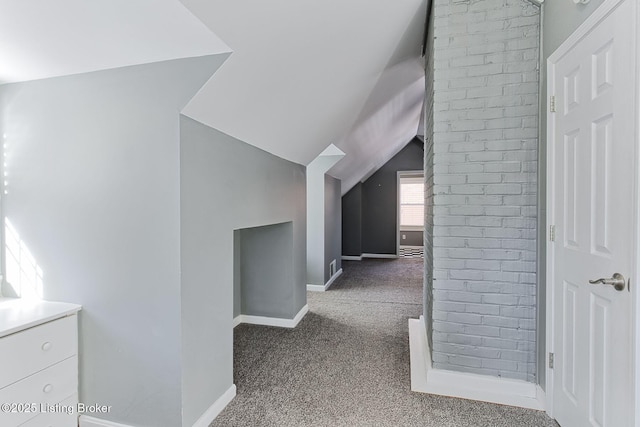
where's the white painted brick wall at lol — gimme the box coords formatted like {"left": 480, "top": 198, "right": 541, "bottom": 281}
{"left": 427, "top": 0, "right": 540, "bottom": 382}
{"left": 423, "top": 5, "right": 437, "bottom": 357}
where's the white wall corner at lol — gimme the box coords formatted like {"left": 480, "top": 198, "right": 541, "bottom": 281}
{"left": 233, "top": 316, "right": 242, "bottom": 328}
{"left": 408, "top": 317, "right": 545, "bottom": 411}
{"left": 307, "top": 268, "right": 342, "bottom": 292}
{"left": 192, "top": 384, "right": 237, "bottom": 427}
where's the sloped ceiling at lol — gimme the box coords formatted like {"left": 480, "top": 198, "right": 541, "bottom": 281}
{"left": 0, "top": 0, "right": 231, "bottom": 84}
{"left": 1, "top": 0, "right": 426, "bottom": 194}
{"left": 180, "top": 0, "right": 427, "bottom": 174}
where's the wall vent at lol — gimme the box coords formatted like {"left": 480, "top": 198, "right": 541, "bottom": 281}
{"left": 329, "top": 260, "right": 337, "bottom": 277}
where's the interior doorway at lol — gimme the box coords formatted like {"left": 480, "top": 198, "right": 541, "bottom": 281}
{"left": 397, "top": 171, "right": 424, "bottom": 258}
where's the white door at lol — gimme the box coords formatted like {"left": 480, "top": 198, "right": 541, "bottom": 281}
{"left": 548, "top": 0, "right": 637, "bottom": 426}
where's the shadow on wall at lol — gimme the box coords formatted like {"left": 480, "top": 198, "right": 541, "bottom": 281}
{"left": 233, "top": 221, "right": 295, "bottom": 320}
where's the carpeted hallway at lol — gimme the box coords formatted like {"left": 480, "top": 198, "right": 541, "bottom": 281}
{"left": 211, "top": 259, "right": 558, "bottom": 427}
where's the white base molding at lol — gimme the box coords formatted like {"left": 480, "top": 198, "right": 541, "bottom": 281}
{"left": 408, "top": 317, "right": 545, "bottom": 411}
{"left": 79, "top": 415, "right": 134, "bottom": 427}
{"left": 192, "top": 384, "right": 237, "bottom": 427}
{"left": 233, "top": 304, "right": 308, "bottom": 328}
{"left": 307, "top": 268, "right": 343, "bottom": 292}
{"left": 342, "top": 253, "right": 398, "bottom": 261}
{"left": 361, "top": 253, "right": 398, "bottom": 259}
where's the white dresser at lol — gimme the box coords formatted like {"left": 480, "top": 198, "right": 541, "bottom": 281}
{"left": 0, "top": 298, "right": 81, "bottom": 427}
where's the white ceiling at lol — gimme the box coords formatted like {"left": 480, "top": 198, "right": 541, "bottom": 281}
{"left": 1, "top": 0, "right": 427, "bottom": 193}
{"left": 0, "top": 0, "right": 231, "bottom": 84}
{"left": 180, "top": 0, "right": 427, "bottom": 170}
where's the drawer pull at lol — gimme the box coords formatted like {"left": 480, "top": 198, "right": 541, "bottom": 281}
{"left": 43, "top": 384, "right": 53, "bottom": 393}
{"left": 41, "top": 341, "right": 52, "bottom": 351}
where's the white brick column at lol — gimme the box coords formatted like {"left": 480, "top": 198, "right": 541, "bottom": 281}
{"left": 426, "top": 0, "right": 540, "bottom": 382}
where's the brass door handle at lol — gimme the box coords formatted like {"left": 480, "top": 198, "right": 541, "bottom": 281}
{"left": 589, "top": 273, "right": 626, "bottom": 291}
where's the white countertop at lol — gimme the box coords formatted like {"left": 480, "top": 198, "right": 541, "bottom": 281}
{"left": 0, "top": 298, "right": 81, "bottom": 338}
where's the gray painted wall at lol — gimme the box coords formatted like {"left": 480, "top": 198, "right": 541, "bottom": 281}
{"left": 427, "top": 0, "right": 540, "bottom": 382}
{"left": 233, "top": 230, "right": 242, "bottom": 319}
{"left": 0, "top": 56, "right": 225, "bottom": 427}
{"left": 400, "top": 231, "right": 424, "bottom": 247}
{"left": 362, "top": 139, "right": 424, "bottom": 255}
{"left": 179, "top": 116, "right": 306, "bottom": 426}
{"left": 324, "top": 174, "right": 342, "bottom": 282}
{"left": 239, "top": 222, "right": 294, "bottom": 317}
{"left": 536, "top": 0, "right": 606, "bottom": 391}
{"left": 306, "top": 155, "right": 343, "bottom": 287}
{"left": 341, "top": 183, "right": 362, "bottom": 257}
{"left": 342, "top": 139, "right": 424, "bottom": 256}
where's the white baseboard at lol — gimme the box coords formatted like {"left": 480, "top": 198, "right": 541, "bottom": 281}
{"left": 342, "top": 253, "right": 399, "bottom": 260}
{"left": 80, "top": 415, "right": 134, "bottom": 427}
{"left": 536, "top": 385, "right": 546, "bottom": 410}
{"left": 307, "top": 268, "right": 343, "bottom": 292}
{"left": 361, "top": 253, "right": 398, "bottom": 259}
{"left": 192, "top": 384, "right": 237, "bottom": 427}
{"left": 399, "top": 245, "right": 424, "bottom": 249}
{"left": 233, "top": 315, "right": 242, "bottom": 328}
{"left": 408, "top": 317, "right": 545, "bottom": 411}
{"left": 235, "top": 304, "right": 308, "bottom": 328}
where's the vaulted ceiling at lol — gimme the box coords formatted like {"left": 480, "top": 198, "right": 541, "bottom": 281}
{"left": 0, "top": 0, "right": 231, "bottom": 83}
{"left": 0, "top": 0, "right": 426, "bottom": 194}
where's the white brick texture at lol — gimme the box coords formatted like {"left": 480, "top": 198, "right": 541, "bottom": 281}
{"left": 425, "top": 0, "right": 540, "bottom": 382}
{"left": 423, "top": 5, "right": 437, "bottom": 359}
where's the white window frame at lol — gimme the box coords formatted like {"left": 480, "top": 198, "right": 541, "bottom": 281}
{"left": 397, "top": 171, "right": 425, "bottom": 255}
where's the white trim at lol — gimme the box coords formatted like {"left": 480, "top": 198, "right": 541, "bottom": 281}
{"left": 399, "top": 245, "right": 424, "bottom": 249}
{"left": 545, "top": 42, "right": 557, "bottom": 420}
{"left": 397, "top": 170, "right": 426, "bottom": 256}
{"left": 307, "top": 268, "right": 342, "bottom": 292}
{"left": 408, "top": 317, "right": 544, "bottom": 411}
{"left": 536, "top": 385, "right": 546, "bottom": 410}
{"left": 79, "top": 415, "right": 134, "bottom": 427}
{"left": 409, "top": 316, "right": 431, "bottom": 391}
{"left": 234, "top": 304, "right": 308, "bottom": 328}
{"left": 233, "top": 315, "right": 242, "bottom": 328}
{"left": 341, "top": 254, "right": 400, "bottom": 260}
{"left": 635, "top": 1, "right": 640, "bottom": 424}
{"left": 399, "top": 226, "right": 425, "bottom": 232}
{"left": 192, "top": 384, "right": 237, "bottom": 427}
{"left": 361, "top": 253, "right": 398, "bottom": 259}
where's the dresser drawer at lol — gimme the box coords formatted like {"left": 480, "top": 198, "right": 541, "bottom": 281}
{"left": 0, "top": 315, "right": 77, "bottom": 388}
{"left": 0, "top": 356, "right": 77, "bottom": 426}
{"left": 18, "top": 394, "right": 78, "bottom": 427}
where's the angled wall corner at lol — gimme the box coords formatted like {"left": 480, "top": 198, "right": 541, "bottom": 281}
{"left": 306, "top": 146, "right": 344, "bottom": 289}
{"left": 179, "top": 116, "right": 307, "bottom": 427}
{"left": 0, "top": 54, "right": 229, "bottom": 427}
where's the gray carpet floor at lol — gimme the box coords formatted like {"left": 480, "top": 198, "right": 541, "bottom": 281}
{"left": 211, "top": 259, "right": 558, "bottom": 427}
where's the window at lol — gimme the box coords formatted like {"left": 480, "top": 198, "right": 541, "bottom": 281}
{"left": 399, "top": 174, "right": 424, "bottom": 230}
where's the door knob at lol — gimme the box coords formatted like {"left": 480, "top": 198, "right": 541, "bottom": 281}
{"left": 589, "top": 273, "right": 626, "bottom": 291}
